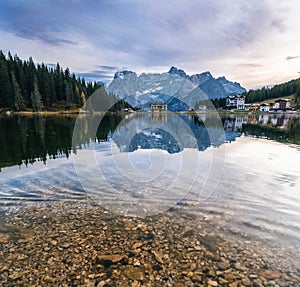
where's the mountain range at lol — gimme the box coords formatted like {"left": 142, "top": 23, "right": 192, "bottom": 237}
{"left": 107, "top": 67, "right": 246, "bottom": 111}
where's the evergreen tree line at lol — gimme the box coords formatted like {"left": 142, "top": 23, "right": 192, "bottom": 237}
{"left": 242, "top": 77, "right": 300, "bottom": 105}
{"left": 0, "top": 51, "right": 128, "bottom": 112}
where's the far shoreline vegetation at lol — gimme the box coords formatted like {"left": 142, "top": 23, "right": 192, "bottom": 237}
{"left": 1, "top": 51, "right": 300, "bottom": 114}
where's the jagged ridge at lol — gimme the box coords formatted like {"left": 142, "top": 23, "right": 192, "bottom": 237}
{"left": 107, "top": 67, "right": 246, "bottom": 111}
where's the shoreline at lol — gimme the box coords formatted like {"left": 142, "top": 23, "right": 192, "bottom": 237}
{"left": 0, "top": 201, "right": 299, "bottom": 286}
{"left": 1, "top": 109, "right": 299, "bottom": 117}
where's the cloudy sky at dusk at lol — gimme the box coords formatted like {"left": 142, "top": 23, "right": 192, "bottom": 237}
{"left": 0, "top": 0, "right": 300, "bottom": 89}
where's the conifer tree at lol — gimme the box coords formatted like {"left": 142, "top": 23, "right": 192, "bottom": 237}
{"left": 31, "top": 77, "right": 44, "bottom": 112}
{"left": 0, "top": 59, "right": 11, "bottom": 108}
{"left": 64, "top": 80, "right": 72, "bottom": 105}
{"left": 38, "top": 64, "right": 51, "bottom": 107}
{"left": 54, "top": 63, "right": 64, "bottom": 101}
{"left": 10, "top": 71, "right": 25, "bottom": 111}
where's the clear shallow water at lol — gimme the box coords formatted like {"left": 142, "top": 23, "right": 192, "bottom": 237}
{"left": 0, "top": 112, "right": 300, "bottom": 252}
{"left": 190, "top": 137, "right": 300, "bottom": 249}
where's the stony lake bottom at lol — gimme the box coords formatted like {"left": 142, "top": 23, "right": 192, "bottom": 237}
{"left": 0, "top": 112, "right": 299, "bottom": 286}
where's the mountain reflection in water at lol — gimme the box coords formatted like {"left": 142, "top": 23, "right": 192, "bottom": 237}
{"left": 0, "top": 112, "right": 299, "bottom": 170}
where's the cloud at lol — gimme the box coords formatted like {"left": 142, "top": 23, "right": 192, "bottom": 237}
{"left": 76, "top": 70, "right": 115, "bottom": 81}
{"left": 0, "top": 1, "right": 78, "bottom": 46}
{"left": 286, "top": 56, "right": 300, "bottom": 61}
{"left": 8, "top": 25, "right": 77, "bottom": 46}
{"left": 1, "top": 0, "right": 280, "bottom": 61}
{"left": 237, "top": 63, "right": 264, "bottom": 68}
{"left": 1, "top": 0, "right": 300, "bottom": 88}
{"left": 96, "top": 65, "right": 118, "bottom": 71}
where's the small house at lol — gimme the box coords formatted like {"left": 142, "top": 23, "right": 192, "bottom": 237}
{"left": 272, "top": 99, "right": 291, "bottom": 111}
{"left": 123, "top": 108, "right": 134, "bottom": 113}
{"left": 198, "top": 105, "right": 207, "bottom": 111}
{"left": 259, "top": 103, "right": 270, "bottom": 112}
{"left": 249, "top": 104, "right": 259, "bottom": 111}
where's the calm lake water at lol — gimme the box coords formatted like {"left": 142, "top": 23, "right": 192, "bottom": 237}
{"left": 0, "top": 112, "right": 300, "bottom": 252}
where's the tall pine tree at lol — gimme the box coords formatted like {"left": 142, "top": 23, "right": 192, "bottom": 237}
{"left": 0, "top": 56, "right": 11, "bottom": 108}
{"left": 31, "top": 76, "right": 44, "bottom": 112}
{"left": 10, "top": 71, "right": 25, "bottom": 111}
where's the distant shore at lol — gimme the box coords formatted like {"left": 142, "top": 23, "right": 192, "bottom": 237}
{"left": 0, "top": 108, "right": 80, "bottom": 116}
{"left": 1, "top": 109, "right": 299, "bottom": 117}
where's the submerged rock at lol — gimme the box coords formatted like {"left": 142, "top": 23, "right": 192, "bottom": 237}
{"left": 123, "top": 267, "right": 146, "bottom": 281}
{"left": 151, "top": 250, "right": 164, "bottom": 264}
{"left": 96, "top": 254, "right": 126, "bottom": 267}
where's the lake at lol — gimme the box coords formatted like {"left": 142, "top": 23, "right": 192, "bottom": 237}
{"left": 0, "top": 112, "right": 300, "bottom": 285}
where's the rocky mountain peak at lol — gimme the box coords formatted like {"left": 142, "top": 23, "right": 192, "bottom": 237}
{"left": 114, "top": 70, "right": 136, "bottom": 79}
{"left": 168, "top": 66, "right": 187, "bottom": 78}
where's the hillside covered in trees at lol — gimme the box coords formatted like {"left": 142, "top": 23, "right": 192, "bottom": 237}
{"left": 243, "top": 77, "right": 300, "bottom": 106}
{"left": 0, "top": 51, "right": 129, "bottom": 112}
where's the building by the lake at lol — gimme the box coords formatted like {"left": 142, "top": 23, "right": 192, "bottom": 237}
{"left": 226, "top": 95, "right": 246, "bottom": 110}
{"left": 249, "top": 104, "right": 259, "bottom": 111}
{"left": 259, "top": 103, "right": 270, "bottom": 112}
{"left": 272, "top": 99, "right": 291, "bottom": 111}
{"left": 150, "top": 103, "right": 167, "bottom": 112}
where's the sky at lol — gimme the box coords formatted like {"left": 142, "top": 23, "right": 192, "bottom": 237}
{"left": 0, "top": 0, "right": 300, "bottom": 90}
